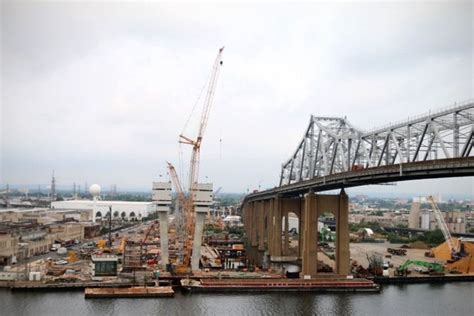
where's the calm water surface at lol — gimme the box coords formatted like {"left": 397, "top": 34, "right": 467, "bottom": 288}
{"left": 1, "top": 283, "right": 473, "bottom": 316}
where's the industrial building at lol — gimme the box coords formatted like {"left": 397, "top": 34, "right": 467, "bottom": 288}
{"left": 51, "top": 200, "right": 156, "bottom": 221}
{"left": 408, "top": 198, "right": 466, "bottom": 233}
{"left": 0, "top": 221, "right": 86, "bottom": 264}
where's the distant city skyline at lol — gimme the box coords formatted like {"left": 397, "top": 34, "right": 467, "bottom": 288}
{"left": 1, "top": 1, "right": 473, "bottom": 196}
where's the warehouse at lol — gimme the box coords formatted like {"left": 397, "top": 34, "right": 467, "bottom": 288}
{"left": 51, "top": 200, "right": 155, "bottom": 221}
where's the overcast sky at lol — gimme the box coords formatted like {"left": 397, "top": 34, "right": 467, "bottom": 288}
{"left": 1, "top": 1, "right": 473, "bottom": 197}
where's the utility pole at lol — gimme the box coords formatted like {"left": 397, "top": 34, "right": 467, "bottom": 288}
{"left": 5, "top": 184, "right": 9, "bottom": 208}
{"left": 50, "top": 170, "right": 56, "bottom": 203}
{"left": 108, "top": 206, "right": 113, "bottom": 247}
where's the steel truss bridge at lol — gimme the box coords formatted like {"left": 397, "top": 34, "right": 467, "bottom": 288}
{"left": 246, "top": 100, "right": 474, "bottom": 201}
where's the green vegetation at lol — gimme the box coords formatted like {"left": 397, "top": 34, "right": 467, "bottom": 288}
{"left": 103, "top": 193, "right": 151, "bottom": 202}
{"left": 215, "top": 193, "right": 245, "bottom": 207}
{"left": 387, "top": 233, "right": 411, "bottom": 244}
{"left": 387, "top": 229, "right": 445, "bottom": 246}
{"left": 422, "top": 229, "right": 445, "bottom": 245}
{"left": 227, "top": 226, "right": 244, "bottom": 236}
{"left": 204, "top": 224, "right": 223, "bottom": 234}
{"left": 99, "top": 227, "right": 108, "bottom": 235}
{"left": 369, "top": 211, "right": 384, "bottom": 216}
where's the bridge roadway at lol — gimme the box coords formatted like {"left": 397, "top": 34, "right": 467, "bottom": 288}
{"left": 243, "top": 157, "right": 474, "bottom": 203}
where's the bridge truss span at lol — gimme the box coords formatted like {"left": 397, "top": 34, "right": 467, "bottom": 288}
{"left": 280, "top": 100, "right": 474, "bottom": 186}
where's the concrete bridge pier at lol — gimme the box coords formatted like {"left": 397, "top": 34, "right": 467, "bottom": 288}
{"left": 302, "top": 190, "right": 318, "bottom": 277}
{"left": 301, "top": 189, "right": 350, "bottom": 277}
{"left": 271, "top": 196, "right": 282, "bottom": 258}
{"left": 158, "top": 210, "right": 169, "bottom": 266}
{"left": 191, "top": 210, "right": 207, "bottom": 272}
{"left": 243, "top": 201, "right": 263, "bottom": 265}
{"left": 243, "top": 190, "right": 349, "bottom": 276}
{"left": 257, "top": 201, "right": 266, "bottom": 251}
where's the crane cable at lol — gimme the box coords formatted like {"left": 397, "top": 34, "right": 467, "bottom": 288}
{"left": 179, "top": 56, "right": 215, "bottom": 192}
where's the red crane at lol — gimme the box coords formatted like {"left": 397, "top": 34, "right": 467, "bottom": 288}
{"left": 173, "top": 47, "right": 225, "bottom": 272}
{"left": 179, "top": 46, "right": 225, "bottom": 193}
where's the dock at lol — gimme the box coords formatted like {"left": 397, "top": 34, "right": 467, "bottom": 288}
{"left": 84, "top": 286, "right": 174, "bottom": 298}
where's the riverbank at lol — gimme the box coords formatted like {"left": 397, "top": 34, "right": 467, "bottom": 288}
{"left": 2, "top": 273, "right": 473, "bottom": 292}
{"left": 1, "top": 283, "right": 473, "bottom": 315}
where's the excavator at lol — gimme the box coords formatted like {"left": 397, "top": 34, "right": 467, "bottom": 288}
{"left": 395, "top": 259, "right": 444, "bottom": 276}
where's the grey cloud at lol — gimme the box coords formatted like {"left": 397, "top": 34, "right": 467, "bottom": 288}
{"left": 1, "top": 1, "right": 472, "bottom": 195}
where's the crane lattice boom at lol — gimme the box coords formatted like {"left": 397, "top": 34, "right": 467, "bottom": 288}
{"left": 427, "top": 195, "right": 458, "bottom": 254}
{"left": 179, "top": 47, "right": 224, "bottom": 192}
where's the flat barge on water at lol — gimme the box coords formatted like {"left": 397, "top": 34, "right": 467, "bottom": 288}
{"left": 84, "top": 286, "right": 174, "bottom": 298}
{"left": 181, "top": 278, "right": 380, "bottom": 293}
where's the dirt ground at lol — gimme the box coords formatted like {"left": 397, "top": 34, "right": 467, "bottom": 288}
{"left": 290, "top": 240, "right": 441, "bottom": 269}
{"left": 348, "top": 242, "right": 440, "bottom": 268}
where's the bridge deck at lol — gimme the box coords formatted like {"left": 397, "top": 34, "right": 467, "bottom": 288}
{"left": 245, "top": 157, "right": 474, "bottom": 202}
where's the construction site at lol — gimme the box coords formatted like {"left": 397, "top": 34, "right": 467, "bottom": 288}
{"left": 2, "top": 192, "right": 473, "bottom": 296}
{"left": 0, "top": 47, "right": 472, "bottom": 298}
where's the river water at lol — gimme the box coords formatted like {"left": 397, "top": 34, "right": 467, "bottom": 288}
{"left": 1, "top": 283, "right": 473, "bottom": 315}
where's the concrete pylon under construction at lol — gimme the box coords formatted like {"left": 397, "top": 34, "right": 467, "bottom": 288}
{"left": 152, "top": 182, "right": 172, "bottom": 266}
{"left": 158, "top": 210, "right": 169, "bottom": 265}
{"left": 408, "top": 197, "right": 421, "bottom": 229}
{"left": 191, "top": 210, "right": 207, "bottom": 271}
{"left": 191, "top": 183, "right": 213, "bottom": 272}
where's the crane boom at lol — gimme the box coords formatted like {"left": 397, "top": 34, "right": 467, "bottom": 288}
{"left": 167, "top": 161, "right": 188, "bottom": 242}
{"left": 427, "top": 195, "right": 458, "bottom": 254}
{"left": 179, "top": 46, "right": 224, "bottom": 192}
{"left": 141, "top": 221, "right": 158, "bottom": 245}
{"left": 172, "top": 47, "right": 225, "bottom": 273}
{"left": 167, "top": 162, "right": 185, "bottom": 200}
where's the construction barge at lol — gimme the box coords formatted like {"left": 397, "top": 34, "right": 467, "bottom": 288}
{"left": 180, "top": 278, "right": 380, "bottom": 293}
{"left": 84, "top": 286, "right": 174, "bottom": 298}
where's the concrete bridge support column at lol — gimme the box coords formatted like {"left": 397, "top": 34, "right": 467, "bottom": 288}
{"left": 302, "top": 191, "right": 318, "bottom": 277}
{"left": 301, "top": 190, "right": 350, "bottom": 277}
{"left": 258, "top": 201, "right": 266, "bottom": 251}
{"left": 158, "top": 210, "right": 169, "bottom": 266}
{"left": 251, "top": 202, "right": 258, "bottom": 247}
{"left": 298, "top": 200, "right": 305, "bottom": 258}
{"left": 266, "top": 199, "right": 274, "bottom": 255}
{"left": 191, "top": 210, "right": 207, "bottom": 272}
{"left": 335, "top": 190, "right": 350, "bottom": 275}
{"left": 272, "top": 196, "right": 282, "bottom": 257}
